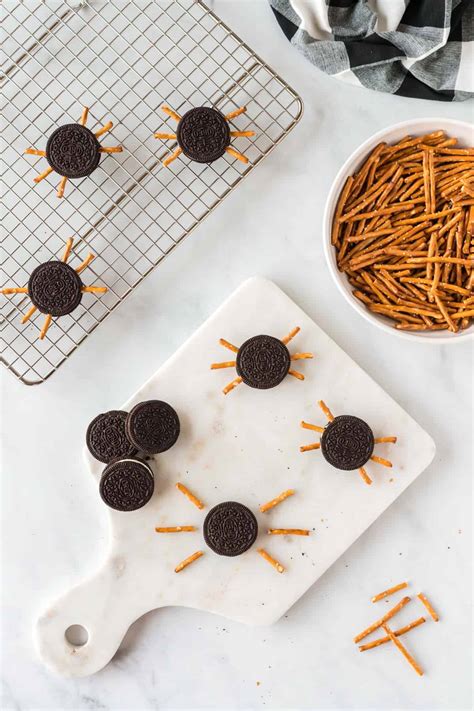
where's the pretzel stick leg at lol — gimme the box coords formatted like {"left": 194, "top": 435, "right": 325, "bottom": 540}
{"left": 155, "top": 526, "right": 196, "bottom": 533}
{"left": 281, "top": 326, "right": 300, "bottom": 344}
{"left": 223, "top": 377, "right": 242, "bottom": 395}
{"left": 80, "top": 106, "right": 89, "bottom": 126}
{"left": 161, "top": 105, "right": 181, "bottom": 122}
{"left": 75, "top": 253, "right": 95, "bottom": 274}
{"left": 226, "top": 146, "right": 248, "bottom": 164}
{"left": 291, "top": 353, "right": 313, "bottom": 360}
{"left": 374, "top": 436, "right": 397, "bottom": 443}
{"left": 25, "top": 148, "right": 46, "bottom": 156}
{"left": 225, "top": 106, "right": 246, "bottom": 120}
{"left": 61, "top": 238, "right": 74, "bottom": 263}
{"left": 210, "top": 361, "right": 236, "bottom": 369}
{"left": 39, "top": 314, "right": 52, "bottom": 340}
{"left": 95, "top": 121, "right": 113, "bottom": 138}
{"left": 257, "top": 548, "right": 284, "bottom": 573}
{"left": 267, "top": 529, "right": 309, "bottom": 536}
{"left": 288, "top": 369, "right": 304, "bottom": 380}
{"left": 82, "top": 286, "right": 108, "bottom": 293}
{"left": 370, "top": 455, "right": 392, "bottom": 468}
{"left": 57, "top": 176, "right": 68, "bottom": 198}
{"left": 174, "top": 551, "right": 203, "bottom": 573}
{"left": 318, "top": 400, "right": 334, "bottom": 421}
{"left": 154, "top": 132, "right": 177, "bottom": 140}
{"left": 300, "top": 442, "right": 320, "bottom": 452}
{"left": 1, "top": 288, "right": 28, "bottom": 294}
{"left": 34, "top": 166, "right": 54, "bottom": 183}
{"left": 382, "top": 623, "right": 423, "bottom": 676}
{"left": 163, "top": 147, "right": 183, "bottom": 167}
{"left": 21, "top": 305, "right": 37, "bottom": 324}
{"left": 230, "top": 130, "right": 255, "bottom": 137}
{"left": 99, "top": 146, "right": 123, "bottom": 153}
{"left": 300, "top": 421, "right": 324, "bottom": 432}
{"left": 358, "top": 467, "right": 372, "bottom": 485}
{"left": 219, "top": 338, "right": 239, "bottom": 353}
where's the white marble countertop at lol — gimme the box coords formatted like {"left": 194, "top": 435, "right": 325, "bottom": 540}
{"left": 1, "top": 2, "right": 472, "bottom": 709}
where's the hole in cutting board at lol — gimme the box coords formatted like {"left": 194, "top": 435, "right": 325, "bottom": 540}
{"left": 65, "top": 624, "right": 89, "bottom": 647}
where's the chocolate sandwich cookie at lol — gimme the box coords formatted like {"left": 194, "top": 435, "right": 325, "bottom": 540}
{"left": 126, "top": 400, "right": 180, "bottom": 455}
{"left": 236, "top": 335, "right": 291, "bottom": 390}
{"left": 28, "top": 261, "right": 83, "bottom": 316}
{"left": 99, "top": 458, "right": 154, "bottom": 511}
{"left": 203, "top": 501, "right": 258, "bottom": 557}
{"left": 321, "top": 415, "right": 375, "bottom": 470}
{"left": 177, "top": 107, "right": 230, "bottom": 163}
{"left": 46, "top": 123, "right": 101, "bottom": 179}
{"left": 86, "top": 410, "right": 137, "bottom": 464}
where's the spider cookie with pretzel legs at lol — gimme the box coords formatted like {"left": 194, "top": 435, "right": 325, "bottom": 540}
{"left": 1, "top": 238, "right": 107, "bottom": 340}
{"left": 210, "top": 327, "right": 314, "bottom": 395}
{"left": 24, "top": 105, "right": 122, "bottom": 198}
{"left": 300, "top": 400, "right": 397, "bottom": 485}
{"left": 154, "top": 104, "right": 255, "bottom": 167}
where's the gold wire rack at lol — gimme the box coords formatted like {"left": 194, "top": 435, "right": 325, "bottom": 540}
{"left": 1, "top": 0, "right": 303, "bottom": 385}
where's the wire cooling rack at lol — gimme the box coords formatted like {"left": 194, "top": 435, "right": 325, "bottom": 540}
{"left": 1, "top": 0, "right": 303, "bottom": 385}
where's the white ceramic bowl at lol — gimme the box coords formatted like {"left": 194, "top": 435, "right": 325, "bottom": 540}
{"left": 323, "top": 118, "right": 474, "bottom": 343}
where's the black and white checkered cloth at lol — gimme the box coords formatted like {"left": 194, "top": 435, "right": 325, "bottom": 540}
{"left": 270, "top": 0, "right": 473, "bottom": 101}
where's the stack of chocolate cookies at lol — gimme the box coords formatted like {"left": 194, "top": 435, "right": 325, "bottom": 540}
{"left": 86, "top": 400, "right": 180, "bottom": 512}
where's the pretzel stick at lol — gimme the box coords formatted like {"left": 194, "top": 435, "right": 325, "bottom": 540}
{"left": 318, "top": 400, "right": 334, "bottom": 422}
{"left": 268, "top": 529, "right": 309, "bottom": 536}
{"left": 162, "top": 105, "right": 181, "bottom": 122}
{"left": 57, "top": 176, "right": 68, "bottom": 198}
{"left": 288, "top": 369, "right": 304, "bottom": 380}
{"left": 176, "top": 482, "right": 204, "bottom": 510}
{"left": 155, "top": 526, "right": 196, "bottom": 533}
{"left": 353, "top": 596, "right": 411, "bottom": 643}
{"left": 257, "top": 548, "right": 284, "bottom": 573}
{"left": 80, "top": 106, "right": 89, "bottom": 126}
{"left": 1, "top": 288, "right": 28, "bottom": 294}
{"left": 82, "top": 286, "right": 108, "bottom": 293}
{"left": 210, "top": 361, "right": 236, "bottom": 369}
{"left": 223, "top": 376, "right": 242, "bottom": 395}
{"left": 230, "top": 130, "right": 255, "bottom": 137}
{"left": 39, "top": 314, "right": 52, "bottom": 340}
{"left": 21, "top": 305, "right": 37, "bottom": 324}
{"left": 75, "top": 253, "right": 95, "bottom": 274}
{"left": 61, "top": 237, "right": 74, "bottom": 263}
{"left": 370, "top": 455, "right": 392, "bottom": 468}
{"left": 163, "top": 147, "right": 183, "bottom": 167}
{"left": 382, "top": 624, "right": 423, "bottom": 676}
{"left": 374, "top": 436, "right": 397, "bottom": 443}
{"left": 225, "top": 106, "right": 246, "bottom": 120}
{"left": 434, "top": 293, "right": 456, "bottom": 332}
{"left": 174, "top": 550, "right": 203, "bottom": 573}
{"left": 300, "top": 443, "right": 320, "bottom": 452}
{"left": 226, "top": 146, "right": 248, "bottom": 163}
{"left": 291, "top": 353, "right": 313, "bottom": 360}
{"left": 34, "top": 166, "right": 54, "bottom": 183}
{"left": 417, "top": 593, "right": 439, "bottom": 621}
{"left": 358, "top": 467, "right": 372, "bottom": 485}
{"left": 219, "top": 338, "right": 239, "bottom": 353}
{"left": 372, "top": 582, "right": 408, "bottom": 602}
{"left": 95, "top": 121, "right": 113, "bottom": 138}
{"left": 301, "top": 421, "right": 324, "bottom": 432}
{"left": 408, "top": 256, "right": 473, "bottom": 266}
{"left": 452, "top": 309, "right": 474, "bottom": 319}
{"left": 154, "top": 132, "right": 177, "bottom": 139}
{"left": 260, "top": 489, "right": 294, "bottom": 513}
{"left": 99, "top": 146, "right": 123, "bottom": 153}
{"left": 359, "top": 617, "right": 425, "bottom": 651}
{"left": 25, "top": 148, "right": 46, "bottom": 156}
{"left": 281, "top": 326, "right": 300, "bottom": 344}
{"left": 332, "top": 176, "right": 355, "bottom": 245}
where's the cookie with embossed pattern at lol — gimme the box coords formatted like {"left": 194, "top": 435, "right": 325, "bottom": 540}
{"left": 126, "top": 400, "right": 180, "bottom": 455}
{"left": 321, "top": 415, "right": 375, "bottom": 470}
{"left": 236, "top": 334, "right": 291, "bottom": 390}
{"left": 46, "top": 123, "right": 101, "bottom": 179}
{"left": 28, "top": 261, "right": 83, "bottom": 316}
{"left": 100, "top": 458, "right": 154, "bottom": 512}
{"left": 86, "top": 410, "right": 137, "bottom": 464}
{"left": 177, "top": 107, "right": 230, "bottom": 163}
{"left": 203, "top": 501, "right": 258, "bottom": 557}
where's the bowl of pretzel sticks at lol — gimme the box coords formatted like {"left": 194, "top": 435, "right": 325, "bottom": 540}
{"left": 324, "top": 118, "right": 474, "bottom": 342}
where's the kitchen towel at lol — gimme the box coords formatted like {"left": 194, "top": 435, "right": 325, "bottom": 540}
{"left": 270, "top": 0, "right": 473, "bottom": 101}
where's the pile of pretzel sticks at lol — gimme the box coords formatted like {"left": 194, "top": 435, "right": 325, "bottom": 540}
{"left": 332, "top": 131, "right": 474, "bottom": 332}
{"left": 354, "top": 581, "right": 440, "bottom": 676}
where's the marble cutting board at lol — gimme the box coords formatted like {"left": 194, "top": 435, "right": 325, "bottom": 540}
{"left": 35, "top": 277, "right": 436, "bottom": 677}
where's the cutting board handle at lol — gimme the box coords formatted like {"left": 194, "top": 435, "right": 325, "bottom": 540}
{"left": 35, "top": 555, "right": 152, "bottom": 677}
